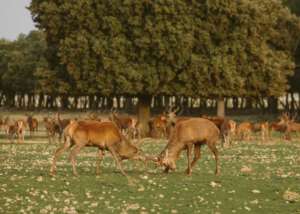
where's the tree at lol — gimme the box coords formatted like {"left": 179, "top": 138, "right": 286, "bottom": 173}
{"left": 29, "top": 0, "right": 300, "bottom": 124}
{"left": 0, "top": 31, "right": 48, "bottom": 108}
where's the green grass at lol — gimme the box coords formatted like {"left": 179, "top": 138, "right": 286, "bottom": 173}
{"left": 0, "top": 135, "right": 299, "bottom": 214}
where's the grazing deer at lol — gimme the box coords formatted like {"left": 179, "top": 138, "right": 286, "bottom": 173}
{"left": 50, "top": 120, "right": 145, "bottom": 178}
{"left": 26, "top": 114, "right": 38, "bottom": 136}
{"left": 252, "top": 122, "right": 270, "bottom": 143}
{"left": 275, "top": 113, "right": 300, "bottom": 140}
{"left": 154, "top": 118, "right": 220, "bottom": 176}
{"left": 6, "top": 120, "right": 26, "bottom": 143}
{"left": 236, "top": 122, "right": 252, "bottom": 141}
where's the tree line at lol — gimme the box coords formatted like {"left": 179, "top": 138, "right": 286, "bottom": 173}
{"left": 0, "top": 0, "right": 300, "bottom": 117}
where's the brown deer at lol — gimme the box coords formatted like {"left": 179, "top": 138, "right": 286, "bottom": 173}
{"left": 148, "top": 114, "right": 168, "bottom": 138}
{"left": 236, "top": 122, "right": 253, "bottom": 141}
{"left": 202, "top": 115, "right": 225, "bottom": 129}
{"left": 201, "top": 115, "right": 237, "bottom": 146}
{"left": 86, "top": 112, "right": 102, "bottom": 122}
{"left": 155, "top": 118, "right": 220, "bottom": 176}
{"left": 26, "top": 114, "right": 38, "bottom": 136}
{"left": 1, "top": 116, "right": 10, "bottom": 132}
{"left": 252, "top": 122, "right": 270, "bottom": 143}
{"left": 275, "top": 113, "right": 300, "bottom": 140}
{"left": 6, "top": 119, "right": 26, "bottom": 143}
{"left": 109, "top": 109, "right": 137, "bottom": 138}
{"left": 164, "top": 106, "right": 190, "bottom": 138}
{"left": 220, "top": 119, "right": 236, "bottom": 146}
{"left": 50, "top": 120, "right": 145, "bottom": 178}
{"left": 43, "top": 117, "right": 61, "bottom": 144}
{"left": 55, "top": 113, "right": 70, "bottom": 141}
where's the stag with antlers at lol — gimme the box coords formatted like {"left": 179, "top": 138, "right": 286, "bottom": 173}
{"left": 155, "top": 118, "right": 220, "bottom": 176}
{"left": 26, "top": 113, "right": 38, "bottom": 136}
{"left": 109, "top": 108, "right": 137, "bottom": 139}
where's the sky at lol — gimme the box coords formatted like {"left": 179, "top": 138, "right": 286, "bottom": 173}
{"left": 0, "top": 0, "right": 36, "bottom": 41}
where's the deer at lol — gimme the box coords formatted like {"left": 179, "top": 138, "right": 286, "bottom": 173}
{"left": 251, "top": 121, "right": 270, "bottom": 143}
{"left": 154, "top": 118, "right": 220, "bottom": 176}
{"left": 275, "top": 113, "right": 300, "bottom": 140}
{"left": 26, "top": 114, "right": 38, "bottom": 136}
{"left": 220, "top": 119, "right": 236, "bottom": 146}
{"left": 0, "top": 116, "right": 10, "bottom": 132}
{"left": 164, "top": 105, "right": 191, "bottom": 138}
{"left": 201, "top": 115, "right": 225, "bottom": 130}
{"left": 148, "top": 114, "right": 168, "bottom": 138}
{"left": 55, "top": 112, "right": 70, "bottom": 141}
{"left": 236, "top": 122, "right": 253, "bottom": 141}
{"left": 6, "top": 119, "right": 26, "bottom": 143}
{"left": 43, "top": 117, "right": 61, "bottom": 144}
{"left": 201, "top": 115, "right": 237, "bottom": 146}
{"left": 109, "top": 108, "right": 137, "bottom": 139}
{"left": 50, "top": 120, "right": 146, "bottom": 180}
{"left": 86, "top": 112, "right": 102, "bottom": 122}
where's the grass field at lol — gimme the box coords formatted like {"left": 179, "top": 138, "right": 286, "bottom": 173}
{"left": 0, "top": 130, "right": 300, "bottom": 214}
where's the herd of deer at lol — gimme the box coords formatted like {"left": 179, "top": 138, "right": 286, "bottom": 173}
{"left": 0, "top": 108, "right": 299, "bottom": 179}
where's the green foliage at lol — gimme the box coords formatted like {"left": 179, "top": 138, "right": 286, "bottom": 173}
{"left": 29, "top": 0, "right": 300, "bottom": 98}
{"left": 283, "top": 0, "right": 300, "bottom": 15}
{"left": 0, "top": 31, "right": 48, "bottom": 95}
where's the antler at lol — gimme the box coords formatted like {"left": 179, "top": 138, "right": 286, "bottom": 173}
{"left": 291, "top": 112, "right": 298, "bottom": 122}
{"left": 110, "top": 107, "right": 117, "bottom": 114}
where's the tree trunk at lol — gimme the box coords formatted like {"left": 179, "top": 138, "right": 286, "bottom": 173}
{"left": 106, "top": 96, "right": 113, "bottom": 110}
{"left": 137, "top": 95, "right": 151, "bottom": 137}
{"left": 217, "top": 97, "right": 225, "bottom": 117}
{"left": 61, "top": 95, "right": 69, "bottom": 109}
{"left": 245, "top": 97, "right": 253, "bottom": 110}
{"left": 291, "top": 93, "right": 295, "bottom": 113}
{"left": 268, "top": 96, "right": 278, "bottom": 114}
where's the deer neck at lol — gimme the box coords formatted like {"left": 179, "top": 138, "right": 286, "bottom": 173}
{"left": 166, "top": 142, "right": 184, "bottom": 161}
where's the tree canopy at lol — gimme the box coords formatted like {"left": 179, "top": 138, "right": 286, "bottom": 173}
{"left": 29, "top": 0, "right": 300, "bottom": 101}
{"left": 0, "top": 31, "right": 48, "bottom": 102}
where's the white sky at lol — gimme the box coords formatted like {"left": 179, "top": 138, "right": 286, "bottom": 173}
{"left": 0, "top": 0, "right": 36, "bottom": 41}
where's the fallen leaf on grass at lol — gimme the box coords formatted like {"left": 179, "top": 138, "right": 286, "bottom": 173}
{"left": 210, "top": 181, "right": 221, "bottom": 188}
{"left": 283, "top": 189, "right": 300, "bottom": 202}
{"left": 251, "top": 189, "right": 260, "bottom": 194}
{"left": 240, "top": 166, "right": 253, "bottom": 173}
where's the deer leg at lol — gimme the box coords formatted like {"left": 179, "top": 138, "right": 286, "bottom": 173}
{"left": 261, "top": 130, "right": 265, "bottom": 144}
{"left": 191, "top": 144, "right": 201, "bottom": 169}
{"left": 58, "top": 132, "right": 63, "bottom": 143}
{"left": 207, "top": 142, "right": 220, "bottom": 175}
{"left": 96, "top": 149, "right": 104, "bottom": 175}
{"left": 163, "top": 166, "right": 170, "bottom": 173}
{"left": 185, "top": 144, "right": 193, "bottom": 176}
{"left": 18, "top": 131, "right": 23, "bottom": 143}
{"left": 48, "top": 131, "right": 52, "bottom": 144}
{"left": 50, "top": 137, "right": 72, "bottom": 176}
{"left": 22, "top": 132, "right": 24, "bottom": 143}
{"left": 108, "top": 146, "right": 128, "bottom": 178}
{"left": 266, "top": 129, "right": 270, "bottom": 142}
{"left": 9, "top": 133, "right": 13, "bottom": 143}
{"left": 69, "top": 143, "right": 84, "bottom": 176}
